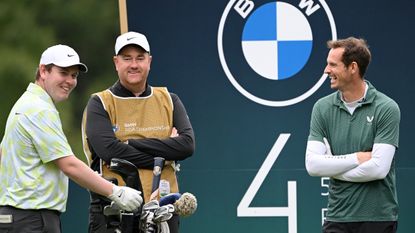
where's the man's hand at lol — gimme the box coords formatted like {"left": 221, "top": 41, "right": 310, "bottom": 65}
{"left": 170, "top": 127, "right": 178, "bottom": 137}
{"left": 356, "top": 151, "right": 371, "bottom": 164}
{"left": 108, "top": 185, "right": 143, "bottom": 212}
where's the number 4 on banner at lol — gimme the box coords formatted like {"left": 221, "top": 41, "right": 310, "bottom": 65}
{"left": 237, "top": 133, "right": 297, "bottom": 233}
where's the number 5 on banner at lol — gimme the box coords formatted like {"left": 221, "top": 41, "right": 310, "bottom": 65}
{"left": 237, "top": 133, "right": 297, "bottom": 233}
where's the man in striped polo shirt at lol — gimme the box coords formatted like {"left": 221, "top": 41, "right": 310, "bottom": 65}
{"left": 0, "top": 44, "right": 143, "bottom": 233}
{"left": 305, "top": 37, "right": 400, "bottom": 233}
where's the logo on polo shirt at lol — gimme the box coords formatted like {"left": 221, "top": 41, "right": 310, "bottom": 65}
{"left": 218, "top": 0, "right": 337, "bottom": 107}
{"left": 366, "top": 116, "right": 374, "bottom": 123}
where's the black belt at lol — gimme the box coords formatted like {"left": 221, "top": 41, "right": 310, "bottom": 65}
{"left": 0, "top": 205, "right": 61, "bottom": 216}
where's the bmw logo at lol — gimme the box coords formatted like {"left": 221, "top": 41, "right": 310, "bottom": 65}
{"left": 218, "top": 0, "right": 337, "bottom": 107}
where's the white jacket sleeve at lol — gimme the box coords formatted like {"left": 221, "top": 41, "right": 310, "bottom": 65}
{"left": 305, "top": 140, "right": 359, "bottom": 177}
{"left": 333, "top": 143, "right": 395, "bottom": 182}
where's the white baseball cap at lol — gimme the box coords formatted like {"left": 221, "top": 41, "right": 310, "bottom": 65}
{"left": 115, "top": 31, "right": 150, "bottom": 55}
{"left": 40, "top": 44, "right": 88, "bottom": 72}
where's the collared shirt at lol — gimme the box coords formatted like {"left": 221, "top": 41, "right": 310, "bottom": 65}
{"left": 0, "top": 83, "right": 72, "bottom": 212}
{"left": 308, "top": 80, "right": 400, "bottom": 222}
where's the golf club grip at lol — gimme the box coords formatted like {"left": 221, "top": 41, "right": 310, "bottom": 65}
{"left": 150, "top": 157, "right": 165, "bottom": 200}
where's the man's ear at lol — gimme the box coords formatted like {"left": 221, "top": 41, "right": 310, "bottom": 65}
{"left": 350, "top": 61, "right": 359, "bottom": 75}
{"left": 38, "top": 64, "right": 47, "bottom": 80}
{"left": 113, "top": 56, "right": 119, "bottom": 71}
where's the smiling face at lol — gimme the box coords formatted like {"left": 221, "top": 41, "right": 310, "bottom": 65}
{"left": 37, "top": 64, "right": 79, "bottom": 103}
{"left": 324, "top": 48, "right": 353, "bottom": 92}
{"left": 113, "top": 45, "right": 152, "bottom": 96}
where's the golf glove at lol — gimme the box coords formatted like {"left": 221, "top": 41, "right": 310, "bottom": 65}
{"left": 108, "top": 185, "right": 143, "bottom": 212}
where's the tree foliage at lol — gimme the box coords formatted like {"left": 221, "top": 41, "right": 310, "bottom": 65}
{"left": 0, "top": 0, "right": 120, "bottom": 161}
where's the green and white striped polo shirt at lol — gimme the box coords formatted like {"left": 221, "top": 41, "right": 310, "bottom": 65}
{"left": 0, "top": 83, "right": 72, "bottom": 212}
{"left": 308, "top": 81, "right": 400, "bottom": 222}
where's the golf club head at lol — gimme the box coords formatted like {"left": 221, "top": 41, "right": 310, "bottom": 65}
{"left": 153, "top": 204, "right": 174, "bottom": 222}
{"left": 110, "top": 158, "right": 143, "bottom": 192}
{"left": 142, "top": 200, "right": 160, "bottom": 211}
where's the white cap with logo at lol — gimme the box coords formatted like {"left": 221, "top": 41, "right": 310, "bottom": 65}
{"left": 115, "top": 31, "right": 150, "bottom": 55}
{"left": 40, "top": 44, "right": 88, "bottom": 72}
